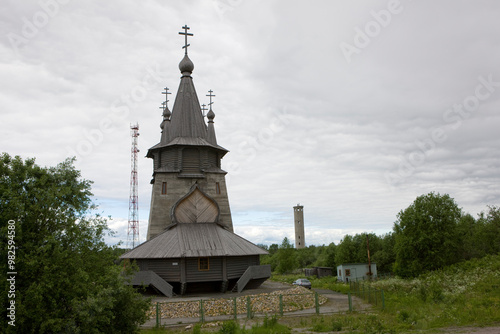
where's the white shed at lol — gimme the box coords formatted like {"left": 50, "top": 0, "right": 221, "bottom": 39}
{"left": 337, "top": 263, "right": 377, "bottom": 283}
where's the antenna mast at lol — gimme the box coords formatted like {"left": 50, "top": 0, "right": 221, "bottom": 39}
{"left": 127, "top": 123, "right": 140, "bottom": 249}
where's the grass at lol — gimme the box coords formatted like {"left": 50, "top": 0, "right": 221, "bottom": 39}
{"left": 289, "top": 313, "right": 396, "bottom": 333}
{"left": 142, "top": 255, "right": 500, "bottom": 333}
{"left": 370, "top": 254, "right": 500, "bottom": 331}
{"left": 141, "top": 315, "right": 291, "bottom": 334}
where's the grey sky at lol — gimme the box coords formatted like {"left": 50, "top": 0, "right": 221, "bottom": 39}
{"left": 2, "top": 0, "right": 499, "bottom": 246}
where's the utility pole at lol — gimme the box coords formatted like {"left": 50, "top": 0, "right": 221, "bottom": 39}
{"left": 366, "top": 234, "right": 372, "bottom": 278}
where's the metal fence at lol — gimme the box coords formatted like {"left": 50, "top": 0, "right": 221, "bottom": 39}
{"left": 148, "top": 285, "right": 385, "bottom": 327}
{"left": 349, "top": 281, "right": 385, "bottom": 309}
{"left": 151, "top": 291, "right": 325, "bottom": 326}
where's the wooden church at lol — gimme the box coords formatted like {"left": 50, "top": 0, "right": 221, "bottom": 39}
{"left": 121, "top": 26, "right": 271, "bottom": 297}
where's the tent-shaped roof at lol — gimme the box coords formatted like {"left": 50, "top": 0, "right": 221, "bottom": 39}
{"left": 121, "top": 223, "right": 268, "bottom": 259}
{"left": 146, "top": 53, "right": 228, "bottom": 158}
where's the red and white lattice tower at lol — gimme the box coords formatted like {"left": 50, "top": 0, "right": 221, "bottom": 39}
{"left": 127, "top": 123, "right": 140, "bottom": 249}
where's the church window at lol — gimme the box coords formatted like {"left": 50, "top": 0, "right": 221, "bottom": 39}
{"left": 216, "top": 182, "right": 221, "bottom": 194}
{"left": 161, "top": 182, "right": 167, "bottom": 195}
{"left": 198, "top": 257, "right": 209, "bottom": 271}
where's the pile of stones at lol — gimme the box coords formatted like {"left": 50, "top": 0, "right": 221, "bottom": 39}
{"left": 148, "top": 286, "right": 327, "bottom": 319}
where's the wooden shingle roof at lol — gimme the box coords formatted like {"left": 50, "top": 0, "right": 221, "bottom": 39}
{"left": 146, "top": 54, "right": 228, "bottom": 158}
{"left": 147, "top": 137, "right": 228, "bottom": 157}
{"left": 121, "top": 223, "right": 268, "bottom": 259}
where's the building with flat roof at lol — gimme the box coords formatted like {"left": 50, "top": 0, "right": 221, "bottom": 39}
{"left": 337, "top": 263, "right": 377, "bottom": 283}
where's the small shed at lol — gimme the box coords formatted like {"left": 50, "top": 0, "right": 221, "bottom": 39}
{"left": 337, "top": 263, "right": 377, "bottom": 283}
{"left": 305, "top": 267, "right": 334, "bottom": 278}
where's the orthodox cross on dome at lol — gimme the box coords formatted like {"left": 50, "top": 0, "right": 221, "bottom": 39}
{"left": 206, "top": 89, "right": 215, "bottom": 109}
{"left": 201, "top": 104, "right": 208, "bottom": 117}
{"left": 179, "top": 25, "right": 193, "bottom": 55}
{"left": 161, "top": 87, "right": 172, "bottom": 109}
{"left": 159, "top": 101, "right": 166, "bottom": 112}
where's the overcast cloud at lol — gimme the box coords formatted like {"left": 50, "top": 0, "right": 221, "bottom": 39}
{"left": 1, "top": 0, "right": 499, "bottom": 247}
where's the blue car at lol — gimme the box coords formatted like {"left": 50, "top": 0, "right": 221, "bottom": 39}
{"left": 292, "top": 278, "right": 312, "bottom": 289}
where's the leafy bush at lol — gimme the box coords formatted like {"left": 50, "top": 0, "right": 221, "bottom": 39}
{"left": 310, "top": 317, "right": 329, "bottom": 332}
{"left": 331, "top": 320, "right": 342, "bottom": 331}
{"left": 192, "top": 323, "right": 202, "bottom": 334}
{"left": 218, "top": 320, "right": 240, "bottom": 334}
{"left": 262, "top": 315, "right": 278, "bottom": 328}
{"left": 251, "top": 315, "right": 290, "bottom": 334}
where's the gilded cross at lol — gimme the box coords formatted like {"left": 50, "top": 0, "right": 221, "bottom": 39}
{"left": 178, "top": 25, "right": 193, "bottom": 55}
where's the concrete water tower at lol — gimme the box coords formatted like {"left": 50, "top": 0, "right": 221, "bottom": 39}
{"left": 293, "top": 204, "right": 305, "bottom": 249}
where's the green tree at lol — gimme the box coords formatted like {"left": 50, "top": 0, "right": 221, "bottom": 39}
{"left": 276, "top": 237, "right": 298, "bottom": 274}
{"left": 456, "top": 213, "right": 479, "bottom": 260}
{"left": 256, "top": 243, "right": 269, "bottom": 251}
{"left": 393, "top": 192, "right": 462, "bottom": 278}
{"left": 335, "top": 233, "right": 380, "bottom": 266}
{"left": 314, "top": 242, "right": 336, "bottom": 268}
{"left": 296, "top": 245, "right": 318, "bottom": 268}
{"left": 475, "top": 206, "right": 500, "bottom": 257}
{"left": 335, "top": 235, "right": 357, "bottom": 265}
{"left": 0, "top": 154, "right": 149, "bottom": 333}
{"left": 371, "top": 233, "right": 395, "bottom": 273}
{"left": 260, "top": 243, "right": 279, "bottom": 271}
{"left": 268, "top": 243, "right": 279, "bottom": 255}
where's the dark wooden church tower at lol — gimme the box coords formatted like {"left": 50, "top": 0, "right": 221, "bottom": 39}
{"left": 146, "top": 26, "right": 232, "bottom": 240}
{"left": 121, "top": 26, "right": 270, "bottom": 296}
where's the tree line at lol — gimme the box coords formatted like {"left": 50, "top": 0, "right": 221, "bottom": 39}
{"left": 260, "top": 192, "right": 500, "bottom": 278}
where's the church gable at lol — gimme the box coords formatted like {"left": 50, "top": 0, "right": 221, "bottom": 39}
{"left": 173, "top": 186, "right": 219, "bottom": 224}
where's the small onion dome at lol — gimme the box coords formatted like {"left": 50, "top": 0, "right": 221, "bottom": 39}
{"left": 207, "top": 108, "right": 215, "bottom": 121}
{"left": 179, "top": 54, "right": 194, "bottom": 75}
{"left": 163, "top": 107, "right": 171, "bottom": 120}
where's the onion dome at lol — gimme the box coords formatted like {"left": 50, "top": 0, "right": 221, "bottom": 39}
{"left": 207, "top": 109, "right": 215, "bottom": 122}
{"left": 179, "top": 54, "right": 194, "bottom": 76}
{"left": 163, "top": 107, "right": 172, "bottom": 120}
